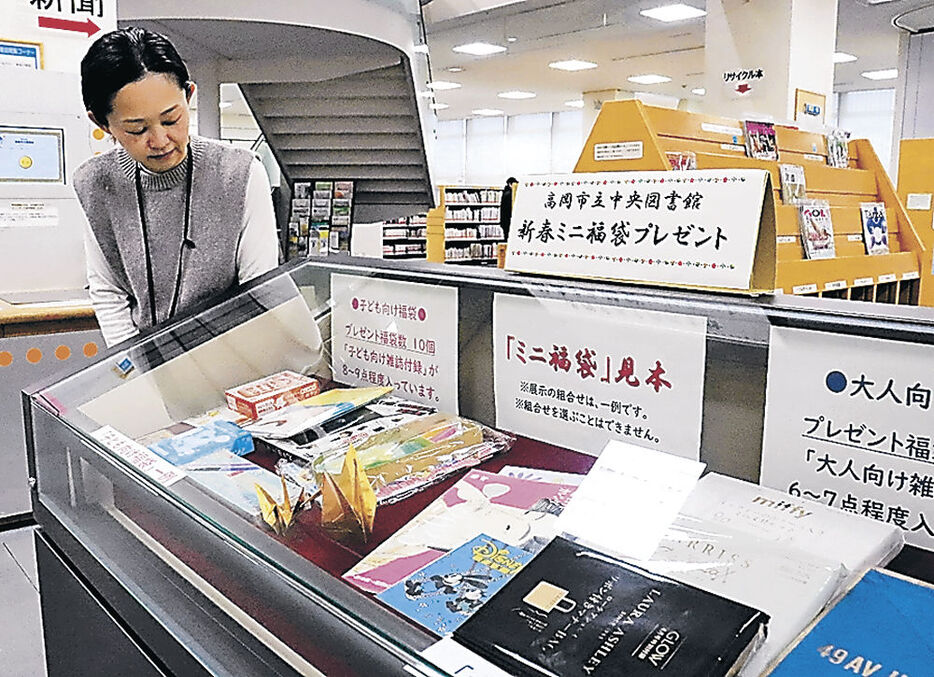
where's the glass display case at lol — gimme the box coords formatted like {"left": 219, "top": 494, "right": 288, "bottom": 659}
{"left": 25, "top": 256, "right": 934, "bottom": 676}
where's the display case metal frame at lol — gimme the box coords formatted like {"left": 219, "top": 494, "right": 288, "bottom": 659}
{"left": 24, "top": 256, "right": 934, "bottom": 676}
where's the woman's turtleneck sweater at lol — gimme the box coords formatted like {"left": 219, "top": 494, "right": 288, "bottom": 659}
{"left": 73, "top": 135, "right": 279, "bottom": 346}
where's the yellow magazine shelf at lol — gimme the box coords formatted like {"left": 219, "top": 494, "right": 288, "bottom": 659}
{"left": 573, "top": 100, "right": 929, "bottom": 305}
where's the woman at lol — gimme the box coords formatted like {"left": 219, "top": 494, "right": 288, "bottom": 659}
{"left": 75, "top": 27, "right": 279, "bottom": 347}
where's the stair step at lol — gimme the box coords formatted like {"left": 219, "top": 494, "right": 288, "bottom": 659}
{"left": 255, "top": 98, "right": 412, "bottom": 118}
{"left": 279, "top": 149, "right": 424, "bottom": 166}
{"left": 286, "top": 164, "right": 426, "bottom": 180}
{"left": 270, "top": 133, "right": 421, "bottom": 151}
{"left": 246, "top": 78, "right": 408, "bottom": 99}
{"left": 355, "top": 179, "right": 434, "bottom": 194}
{"left": 266, "top": 117, "right": 417, "bottom": 134}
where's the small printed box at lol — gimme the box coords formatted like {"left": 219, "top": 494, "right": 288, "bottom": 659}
{"left": 225, "top": 371, "right": 320, "bottom": 419}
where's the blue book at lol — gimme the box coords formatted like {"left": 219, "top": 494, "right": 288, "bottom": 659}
{"left": 769, "top": 568, "right": 934, "bottom": 676}
{"left": 377, "top": 534, "right": 534, "bottom": 636}
{"left": 147, "top": 420, "right": 253, "bottom": 465}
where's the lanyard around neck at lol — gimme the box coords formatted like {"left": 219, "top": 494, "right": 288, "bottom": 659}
{"left": 134, "top": 147, "right": 194, "bottom": 327}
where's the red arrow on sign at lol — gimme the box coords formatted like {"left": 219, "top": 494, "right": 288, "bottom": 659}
{"left": 736, "top": 83, "right": 752, "bottom": 94}
{"left": 37, "top": 16, "right": 101, "bottom": 38}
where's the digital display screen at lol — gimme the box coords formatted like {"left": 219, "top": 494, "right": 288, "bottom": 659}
{"left": 0, "top": 126, "right": 65, "bottom": 183}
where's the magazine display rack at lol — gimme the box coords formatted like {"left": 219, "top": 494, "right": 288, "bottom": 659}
{"left": 574, "top": 100, "right": 929, "bottom": 305}
{"left": 426, "top": 185, "right": 504, "bottom": 264}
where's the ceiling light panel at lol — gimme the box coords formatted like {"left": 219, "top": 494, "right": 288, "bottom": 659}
{"left": 452, "top": 42, "right": 507, "bottom": 56}
{"left": 861, "top": 68, "right": 898, "bottom": 80}
{"left": 691, "top": 88, "right": 706, "bottom": 95}
{"left": 565, "top": 100, "right": 585, "bottom": 108}
{"left": 627, "top": 74, "right": 672, "bottom": 85}
{"left": 833, "top": 52, "right": 857, "bottom": 63}
{"left": 430, "top": 103, "right": 449, "bottom": 110}
{"left": 472, "top": 108, "right": 504, "bottom": 116}
{"left": 498, "top": 90, "right": 536, "bottom": 99}
{"left": 640, "top": 4, "right": 707, "bottom": 22}
{"left": 428, "top": 80, "right": 462, "bottom": 90}
{"left": 549, "top": 59, "right": 598, "bottom": 71}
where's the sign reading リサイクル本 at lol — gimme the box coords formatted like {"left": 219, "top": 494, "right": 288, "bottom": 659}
{"left": 331, "top": 274, "right": 459, "bottom": 412}
{"left": 505, "top": 170, "right": 769, "bottom": 290}
{"left": 762, "top": 326, "right": 934, "bottom": 552}
{"left": 493, "top": 294, "right": 707, "bottom": 460}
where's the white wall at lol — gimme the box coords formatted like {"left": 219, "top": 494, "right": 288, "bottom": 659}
{"left": 432, "top": 110, "right": 583, "bottom": 187}
{"left": 836, "top": 89, "right": 896, "bottom": 178}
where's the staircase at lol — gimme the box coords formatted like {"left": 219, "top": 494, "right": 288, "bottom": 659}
{"left": 242, "top": 60, "right": 434, "bottom": 223}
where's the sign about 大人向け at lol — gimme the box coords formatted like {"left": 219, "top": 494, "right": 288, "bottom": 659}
{"left": 761, "top": 326, "right": 934, "bottom": 552}
{"left": 505, "top": 169, "right": 773, "bottom": 292}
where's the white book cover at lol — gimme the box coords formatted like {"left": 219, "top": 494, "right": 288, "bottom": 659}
{"left": 628, "top": 515, "right": 846, "bottom": 677}
{"left": 859, "top": 201, "right": 890, "bottom": 255}
{"left": 181, "top": 449, "right": 289, "bottom": 519}
{"left": 797, "top": 199, "right": 835, "bottom": 259}
{"left": 680, "top": 473, "right": 904, "bottom": 580}
{"left": 778, "top": 164, "right": 807, "bottom": 204}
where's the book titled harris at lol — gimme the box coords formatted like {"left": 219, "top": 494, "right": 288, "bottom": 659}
{"left": 454, "top": 537, "right": 769, "bottom": 677}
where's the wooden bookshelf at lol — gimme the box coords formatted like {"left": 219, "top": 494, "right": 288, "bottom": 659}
{"left": 382, "top": 214, "right": 427, "bottom": 259}
{"left": 572, "top": 100, "right": 928, "bottom": 305}
{"left": 426, "top": 185, "right": 505, "bottom": 265}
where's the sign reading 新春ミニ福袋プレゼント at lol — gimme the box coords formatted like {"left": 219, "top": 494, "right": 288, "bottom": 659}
{"left": 505, "top": 170, "right": 770, "bottom": 290}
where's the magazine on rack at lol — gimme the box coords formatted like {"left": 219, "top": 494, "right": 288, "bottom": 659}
{"left": 778, "top": 164, "right": 807, "bottom": 204}
{"left": 859, "top": 201, "right": 890, "bottom": 255}
{"left": 743, "top": 120, "right": 779, "bottom": 161}
{"left": 797, "top": 199, "right": 835, "bottom": 259}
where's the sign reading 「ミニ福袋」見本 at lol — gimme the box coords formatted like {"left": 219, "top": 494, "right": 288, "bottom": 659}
{"left": 505, "top": 170, "right": 770, "bottom": 290}
{"left": 494, "top": 294, "right": 707, "bottom": 460}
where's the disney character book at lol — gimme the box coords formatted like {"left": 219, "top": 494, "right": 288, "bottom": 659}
{"left": 376, "top": 534, "right": 534, "bottom": 636}
{"left": 797, "top": 199, "right": 836, "bottom": 259}
{"left": 343, "top": 470, "right": 576, "bottom": 594}
{"left": 767, "top": 568, "right": 934, "bottom": 676}
{"left": 859, "top": 202, "right": 890, "bottom": 255}
{"left": 453, "top": 537, "right": 769, "bottom": 677}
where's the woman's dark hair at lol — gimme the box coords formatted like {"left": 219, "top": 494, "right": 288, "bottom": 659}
{"left": 81, "top": 27, "right": 190, "bottom": 126}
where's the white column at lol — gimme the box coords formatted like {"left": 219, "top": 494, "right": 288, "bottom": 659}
{"left": 189, "top": 59, "right": 221, "bottom": 139}
{"left": 704, "top": 0, "right": 836, "bottom": 124}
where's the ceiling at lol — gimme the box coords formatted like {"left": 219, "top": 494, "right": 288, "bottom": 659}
{"left": 422, "top": 0, "right": 934, "bottom": 120}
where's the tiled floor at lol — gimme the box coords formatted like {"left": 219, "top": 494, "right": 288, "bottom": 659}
{"left": 0, "top": 526, "right": 47, "bottom": 677}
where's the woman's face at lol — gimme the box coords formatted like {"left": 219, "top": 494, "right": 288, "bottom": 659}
{"left": 99, "top": 72, "right": 193, "bottom": 173}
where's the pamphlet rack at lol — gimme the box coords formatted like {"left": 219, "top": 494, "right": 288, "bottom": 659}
{"left": 573, "top": 100, "right": 929, "bottom": 305}
{"left": 426, "top": 185, "right": 504, "bottom": 264}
